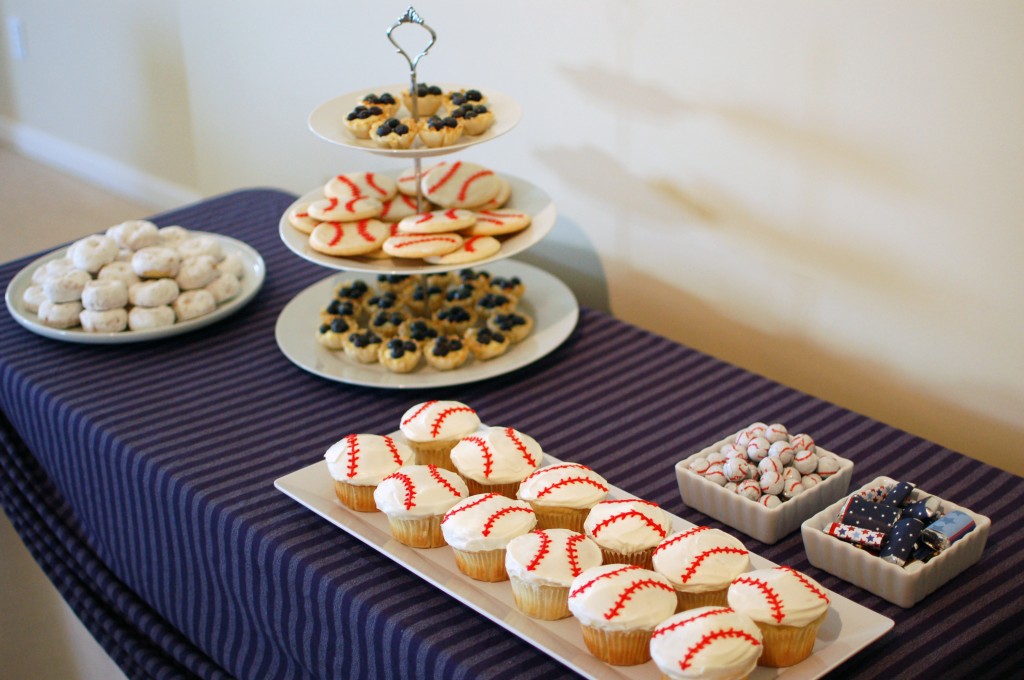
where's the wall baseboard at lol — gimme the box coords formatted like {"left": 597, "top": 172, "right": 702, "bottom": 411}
{"left": 0, "top": 116, "right": 202, "bottom": 211}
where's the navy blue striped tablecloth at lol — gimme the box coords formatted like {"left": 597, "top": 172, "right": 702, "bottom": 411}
{"left": 1, "top": 189, "right": 1022, "bottom": 680}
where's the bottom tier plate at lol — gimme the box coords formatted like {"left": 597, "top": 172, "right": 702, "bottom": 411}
{"left": 275, "top": 447, "right": 894, "bottom": 680}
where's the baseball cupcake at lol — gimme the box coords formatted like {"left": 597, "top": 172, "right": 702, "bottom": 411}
{"left": 398, "top": 400, "right": 481, "bottom": 470}
{"left": 653, "top": 526, "right": 751, "bottom": 612}
{"left": 505, "top": 529, "right": 603, "bottom": 620}
{"left": 440, "top": 493, "right": 536, "bottom": 581}
{"left": 584, "top": 499, "right": 672, "bottom": 570}
{"left": 324, "top": 433, "right": 413, "bottom": 512}
{"left": 727, "top": 566, "right": 830, "bottom": 667}
{"left": 568, "top": 564, "right": 677, "bottom": 666}
{"left": 516, "top": 463, "right": 609, "bottom": 533}
{"left": 373, "top": 464, "right": 469, "bottom": 548}
{"left": 449, "top": 426, "right": 543, "bottom": 498}
{"left": 649, "top": 607, "right": 764, "bottom": 680}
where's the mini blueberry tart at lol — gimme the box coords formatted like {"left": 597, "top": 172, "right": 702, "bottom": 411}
{"left": 465, "top": 326, "right": 510, "bottom": 361}
{"left": 450, "top": 104, "right": 494, "bottom": 136}
{"left": 378, "top": 337, "right": 421, "bottom": 373}
{"left": 445, "top": 88, "right": 488, "bottom": 109}
{"left": 335, "top": 279, "right": 372, "bottom": 312}
{"left": 457, "top": 268, "right": 492, "bottom": 290}
{"left": 402, "top": 82, "right": 444, "bottom": 117}
{"left": 319, "top": 298, "right": 359, "bottom": 327}
{"left": 399, "top": 318, "right": 441, "bottom": 348}
{"left": 343, "top": 105, "right": 387, "bottom": 139}
{"left": 475, "top": 292, "right": 517, "bottom": 319}
{"left": 433, "top": 305, "right": 477, "bottom": 336}
{"left": 487, "top": 312, "right": 533, "bottom": 343}
{"left": 424, "top": 335, "right": 470, "bottom": 371}
{"left": 341, "top": 329, "right": 383, "bottom": 364}
{"left": 360, "top": 92, "right": 399, "bottom": 117}
{"left": 375, "top": 273, "right": 416, "bottom": 295}
{"left": 406, "top": 283, "right": 446, "bottom": 317}
{"left": 444, "top": 283, "right": 479, "bottom": 309}
{"left": 419, "top": 115, "right": 464, "bottom": 148}
{"left": 365, "top": 291, "right": 400, "bottom": 316}
{"left": 370, "top": 310, "right": 408, "bottom": 339}
{"left": 370, "top": 117, "right": 419, "bottom": 149}
{"left": 489, "top": 275, "right": 525, "bottom": 298}
{"left": 316, "top": 316, "right": 356, "bottom": 350}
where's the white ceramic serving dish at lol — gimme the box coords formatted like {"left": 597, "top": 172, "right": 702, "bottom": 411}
{"left": 675, "top": 434, "right": 854, "bottom": 544}
{"left": 801, "top": 476, "right": 991, "bottom": 608}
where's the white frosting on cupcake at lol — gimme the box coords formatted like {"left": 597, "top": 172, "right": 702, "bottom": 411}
{"left": 505, "top": 529, "right": 602, "bottom": 587}
{"left": 567, "top": 564, "right": 676, "bottom": 631}
{"left": 440, "top": 493, "right": 536, "bottom": 551}
{"left": 399, "top": 400, "right": 480, "bottom": 443}
{"left": 516, "top": 463, "right": 608, "bottom": 509}
{"left": 373, "top": 464, "right": 468, "bottom": 518}
{"left": 653, "top": 526, "right": 750, "bottom": 593}
{"left": 728, "top": 566, "right": 830, "bottom": 627}
{"left": 324, "top": 433, "right": 413, "bottom": 486}
{"left": 650, "top": 607, "right": 763, "bottom": 680}
{"left": 450, "top": 426, "right": 542, "bottom": 484}
{"left": 583, "top": 499, "right": 672, "bottom": 553}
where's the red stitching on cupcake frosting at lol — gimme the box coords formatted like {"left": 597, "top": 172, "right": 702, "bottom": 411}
{"left": 535, "top": 476, "right": 607, "bottom": 498}
{"left": 603, "top": 578, "right": 674, "bottom": 621}
{"left": 569, "top": 565, "right": 638, "bottom": 599}
{"left": 521, "top": 463, "right": 591, "bottom": 483}
{"left": 780, "top": 566, "right": 830, "bottom": 603}
{"left": 652, "top": 607, "right": 731, "bottom": 639}
{"left": 428, "top": 465, "right": 463, "bottom": 497}
{"left": 481, "top": 506, "right": 533, "bottom": 537}
{"left": 344, "top": 434, "right": 360, "bottom": 479}
{"left": 654, "top": 526, "right": 710, "bottom": 555}
{"left": 678, "top": 629, "right": 761, "bottom": 671}
{"left": 525, "top": 530, "right": 551, "bottom": 571}
{"left": 382, "top": 436, "right": 403, "bottom": 466}
{"left": 460, "top": 436, "right": 494, "bottom": 477}
{"left": 382, "top": 471, "right": 416, "bottom": 510}
{"left": 589, "top": 510, "right": 667, "bottom": 539}
{"left": 732, "top": 576, "right": 785, "bottom": 623}
{"left": 402, "top": 401, "right": 437, "bottom": 426}
{"left": 430, "top": 406, "right": 475, "bottom": 438}
{"left": 442, "top": 493, "right": 497, "bottom": 523}
{"left": 677, "top": 547, "right": 748, "bottom": 584}
{"left": 566, "top": 533, "right": 586, "bottom": 577}
{"left": 503, "top": 428, "right": 537, "bottom": 467}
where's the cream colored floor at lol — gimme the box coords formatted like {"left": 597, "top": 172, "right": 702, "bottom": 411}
{"left": 0, "top": 146, "right": 152, "bottom": 263}
{"left": 1, "top": 147, "right": 133, "bottom": 680}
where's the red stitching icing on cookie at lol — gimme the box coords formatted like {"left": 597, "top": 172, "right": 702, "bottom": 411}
{"left": 603, "top": 578, "right": 674, "bottom": 620}
{"left": 391, "top": 235, "right": 460, "bottom": 249}
{"left": 457, "top": 170, "right": 495, "bottom": 202}
{"left": 335, "top": 175, "right": 360, "bottom": 197}
{"left": 381, "top": 471, "right": 416, "bottom": 510}
{"left": 677, "top": 547, "right": 748, "bottom": 584}
{"left": 430, "top": 406, "right": 475, "bottom": 438}
{"left": 503, "top": 428, "right": 537, "bottom": 467}
{"left": 382, "top": 436, "right": 404, "bottom": 466}
{"left": 460, "top": 436, "right": 494, "bottom": 477}
{"left": 326, "top": 223, "right": 344, "bottom": 247}
{"left": 463, "top": 236, "right": 483, "bottom": 253}
{"left": 481, "top": 506, "right": 533, "bottom": 537}
{"left": 525, "top": 530, "right": 551, "bottom": 571}
{"left": 428, "top": 465, "right": 462, "bottom": 497}
{"left": 442, "top": 493, "right": 497, "bottom": 523}
{"left": 732, "top": 576, "right": 785, "bottom": 623}
{"left": 678, "top": 629, "right": 762, "bottom": 671}
{"left": 364, "top": 172, "right": 387, "bottom": 197}
{"left": 344, "top": 433, "right": 360, "bottom": 479}
{"left": 652, "top": 607, "right": 730, "bottom": 639}
{"left": 426, "top": 161, "right": 462, "bottom": 194}
{"left": 402, "top": 401, "right": 437, "bottom": 426}
{"left": 355, "top": 220, "right": 376, "bottom": 243}
{"left": 589, "top": 510, "right": 667, "bottom": 539}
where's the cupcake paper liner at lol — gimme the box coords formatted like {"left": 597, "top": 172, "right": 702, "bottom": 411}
{"left": 508, "top": 576, "right": 572, "bottom": 620}
{"left": 756, "top": 611, "right": 827, "bottom": 667}
{"left": 451, "top": 547, "right": 508, "bottom": 582}
{"left": 579, "top": 625, "right": 654, "bottom": 666}
{"left": 386, "top": 515, "right": 447, "bottom": 549}
{"left": 333, "top": 480, "right": 378, "bottom": 513}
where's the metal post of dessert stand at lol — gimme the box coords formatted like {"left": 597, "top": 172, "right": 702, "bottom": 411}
{"left": 386, "top": 6, "right": 436, "bottom": 213}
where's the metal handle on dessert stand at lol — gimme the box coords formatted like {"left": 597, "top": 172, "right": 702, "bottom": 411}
{"left": 387, "top": 6, "right": 437, "bottom": 212}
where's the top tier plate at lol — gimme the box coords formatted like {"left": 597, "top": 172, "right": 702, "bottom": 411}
{"left": 308, "top": 83, "right": 522, "bottom": 158}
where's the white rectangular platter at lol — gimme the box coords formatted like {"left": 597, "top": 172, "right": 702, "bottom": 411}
{"left": 275, "top": 453, "right": 894, "bottom": 679}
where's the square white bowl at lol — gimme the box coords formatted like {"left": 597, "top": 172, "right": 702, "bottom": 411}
{"left": 801, "top": 476, "right": 991, "bottom": 608}
{"left": 675, "top": 434, "right": 854, "bottom": 544}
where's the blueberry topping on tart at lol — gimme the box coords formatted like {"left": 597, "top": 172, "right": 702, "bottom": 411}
{"left": 459, "top": 268, "right": 489, "bottom": 282}
{"left": 377, "top": 118, "right": 409, "bottom": 136}
{"left": 432, "top": 336, "right": 463, "bottom": 356}
{"left": 491, "top": 276, "right": 521, "bottom": 291}
{"left": 407, "top": 320, "right": 438, "bottom": 341}
{"left": 446, "top": 284, "right": 475, "bottom": 302}
{"left": 349, "top": 331, "right": 381, "bottom": 347}
{"left": 363, "top": 93, "right": 395, "bottom": 105}
{"left": 493, "top": 313, "right": 526, "bottom": 330}
{"left": 415, "top": 83, "right": 443, "bottom": 97}
{"left": 347, "top": 105, "right": 384, "bottom": 121}
{"left": 377, "top": 274, "right": 410, "bottom": 285}
{"left": 318, "top": 323, "right": 330, "bottom": 334}
{"left": 338, "top": 280, "right": 368, "bottom": 299}
{"left": 478, "top": 293, "right": 510, "bottom": 309}
{"left": 427, "top": 116, "right": 459, "bottom": 130}
{"left": 437, "top": 306, "right": 471, "bottom": 322}
{"left": 412, "top": 284, "right": 443, "bottom": 301}
{"left": 330, "top": 318, "right": 350, "bottom": 333}
{"left": 475, "top": 328, "right": 505, "bottom": 345}
{"left": 368, "top": 293, "right": 397, "bottom": 310}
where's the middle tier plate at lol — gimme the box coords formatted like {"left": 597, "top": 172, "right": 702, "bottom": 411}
{"left": 279, "top": 172, "right": 556, "bottom": 274}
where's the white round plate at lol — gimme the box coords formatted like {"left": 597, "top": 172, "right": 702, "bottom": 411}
{"left": 5, "top": 233, "right": 266, "bottom": 344}
{"left": 274, "top": 260, "right": 578, "bottom": 389}
{"left": 308, "top": 83, "right": 522, "bottom": 158}
{"left": 279, "top": 172, "right": 556, "bottom": 275}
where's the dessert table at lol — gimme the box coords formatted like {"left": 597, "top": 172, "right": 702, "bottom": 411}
{"left": 1, "top": 189, "right": 1022, "bottom": 679}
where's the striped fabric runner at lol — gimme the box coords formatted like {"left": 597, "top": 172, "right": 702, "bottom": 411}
{"left": 1, "top": 189, "right": 1022, "bottom": 679}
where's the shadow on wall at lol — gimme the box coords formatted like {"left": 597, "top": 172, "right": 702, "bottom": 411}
{"left": 518, "top": 214, "right": 611, "bottom": 313}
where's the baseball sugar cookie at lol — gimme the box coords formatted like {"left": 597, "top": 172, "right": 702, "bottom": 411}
{"left": 382, "top": 233, "right": 464, "bottom": 259}
{"left": 287, "top": 206, "right": 320, "bottom": 234}
{"left": 309, "top": 220, "right": 391, "bottom": 256}
{"left": 424, "top": 236, "right": 501, "bottom": 265}
{"left": 378, "top": 194, "right": 427, "bottom": 222}
{"left": 398, "top": 209, "right": 477, "bottom": 234}
{"left": 465, "top": 209, "right": 531, "bottom": 236}
{"left": 420, "top": 161, "right": 499, "bottom": 209}
{"left": 396, "top": 164, "right": 440, "bottom": 196}
{"left": 307, "top": 195, "right": 383, "bottom": 222}
{"left": 324, "top": 171, "right": 397, "bottom": 201}
{"left": 476, "top": 175, "right": 511, "bottom": 210}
